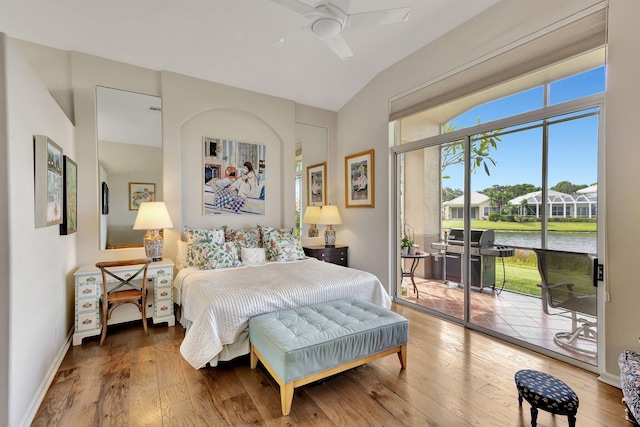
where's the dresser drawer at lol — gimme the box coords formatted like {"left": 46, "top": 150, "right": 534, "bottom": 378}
{"left": 149, "top": 266, "right": 172, "bottom": 277}
{"left": 156, "top": 275, "right": 172, "bottom": 289}
{"left": 76, "top": 312, "right": 100, "bottom": 332}
{"left": 77, "top": 274, "right": 100, "bottom": 285}
{"left": 77, "top": 283, "right": 98, "bottom": 298}
{"left": 155, "top": 286, "right": 172, "bottom": 301}
{"left": 154, "top": 299, "right": 173, "bottom": 317}
{"left": 77, "top": 298, "right": 99, "bottom": 313}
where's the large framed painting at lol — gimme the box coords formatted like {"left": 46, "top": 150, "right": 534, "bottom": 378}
{"left": 129, "top": 182, "right": 156, "bottom": 210}
{"left": 306, "top": 162, "right": 326, "bottom": 206}
{"left": 60, "top": 156, "right": 77, "bottom": 235}
{"left": 203, "top": 137, "right": 266, "bottom": 215}
{"left": 345, "top": 149, "right": 375, "bottom": 208}
{"left": 34, "top": 135, "right": 64, "bottom": 227}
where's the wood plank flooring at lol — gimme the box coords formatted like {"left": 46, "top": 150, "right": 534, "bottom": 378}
{"left": 32, "top": 304, "right": 627, "bottom": 426}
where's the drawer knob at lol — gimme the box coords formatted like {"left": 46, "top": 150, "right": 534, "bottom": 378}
{"left": 160, "top": 291, "right": 168, "bottom": 297}
{"left": 82, "top": 302, "right": 92, "bottom": 308}
{"left": 82, "top": 288, "right": 92, "bottom": 294}
{"left": 158, "top": 269, "right": 165, "bottom": 275}
{"left": 160, "top": 306, "right": 168, "bottom": 311}
{"left": 82, "top": 319, "right": 92, "bottom": 325}
{"left": 160, "top": 279, "right": 168, "bottom": 285}
{"left": 86, "top": 277, "right": 96, "bottom": 282}
{"left": 124, "top": 273, "right": 132, "bottom": 278}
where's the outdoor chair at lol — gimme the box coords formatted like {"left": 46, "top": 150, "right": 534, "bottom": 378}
{"left": 534, "top": 248, "right": 597, "bottom": 357}
{"left": 95, "top": 258, "right": 151, "bottom": 346}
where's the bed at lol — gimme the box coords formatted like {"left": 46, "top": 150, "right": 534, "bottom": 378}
{"left": 174, "top": 258, "right": 391, "bottom": 369}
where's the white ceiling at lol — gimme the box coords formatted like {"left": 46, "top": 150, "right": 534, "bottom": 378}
{"left": 0, "top": 0, "right": 500, "bottom": 111}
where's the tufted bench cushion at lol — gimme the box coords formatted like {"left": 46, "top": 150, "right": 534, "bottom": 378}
{"left": 619, "top": 350, "right": 640, "bottom": 424}
{"left": 515, "top": 369, "right": 579, "bottom": 427}
{"left": 249, "top": 298, "right": 408, "bottom": 415}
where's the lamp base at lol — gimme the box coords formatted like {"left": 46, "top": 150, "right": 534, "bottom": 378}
{"left": 308, "top": 224, "right": 318, "bottom": 238}
{"left": 324, "top": 225, "right": 336, "bottom": 248}
{"left": 144, "top": 229, "right": 164, "bottom": 262}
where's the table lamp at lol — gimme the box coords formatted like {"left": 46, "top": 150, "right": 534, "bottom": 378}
{"left": 302, "top": 206, "right": 322, "bottom": 237}
{"left": 133, "top": 202, "right": 174, "bottom": 261}
{"left": 318, "top": 205, "right": 342, "bottom": 247}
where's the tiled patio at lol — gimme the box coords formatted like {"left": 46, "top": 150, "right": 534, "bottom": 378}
{"left": 399, "top": 277, "right": 597, "bottom": 365}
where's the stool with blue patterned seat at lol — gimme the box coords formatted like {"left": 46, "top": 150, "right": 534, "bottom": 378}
{"left": 515, "top": 369, "right": 579, "bottom": 427}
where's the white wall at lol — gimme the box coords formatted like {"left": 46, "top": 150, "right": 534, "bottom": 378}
{"left": 1, "top": 33, "right": 75, "bottom": 427}
{"left": 160, "top": 71, "right": 296, "bottom": 254}
{"left": 602, "top": 0, "right": 640, "bottom": 380}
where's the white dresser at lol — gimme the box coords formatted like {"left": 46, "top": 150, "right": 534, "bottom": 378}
{"left": 73, "top": 258, "right": 175, "bottom": 346}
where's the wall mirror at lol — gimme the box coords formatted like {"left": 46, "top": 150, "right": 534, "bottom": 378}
{"left": 96, "top": 86, "right": 163, "bottom": 249}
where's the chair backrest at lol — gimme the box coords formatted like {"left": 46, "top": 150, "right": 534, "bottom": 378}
{"left": 534, "top": 248, "right": 595, "bottom": 307}
{"left": 95, "top": 258, "right": 152, "bottom": 297}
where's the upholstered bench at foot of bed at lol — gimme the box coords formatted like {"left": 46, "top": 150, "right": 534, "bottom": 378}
{"left": 249, "top": 298, "right": 409, "bottom": 416}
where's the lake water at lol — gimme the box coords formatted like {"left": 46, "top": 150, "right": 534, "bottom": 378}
{"left": 494, "top": 231, "right": 597, "bottom": 254}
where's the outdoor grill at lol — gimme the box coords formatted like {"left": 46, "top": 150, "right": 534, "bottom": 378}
{"left": 431, "top": 229, "right": 515, "bottom": 290}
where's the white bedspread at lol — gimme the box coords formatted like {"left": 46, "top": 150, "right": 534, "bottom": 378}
{"left": 175, "top": 258, "right": 391, "bottom": 369}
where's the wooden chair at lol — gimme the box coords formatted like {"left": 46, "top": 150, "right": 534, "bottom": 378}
{"left": 95, "top": 258, "right": 152, "bottom": 346}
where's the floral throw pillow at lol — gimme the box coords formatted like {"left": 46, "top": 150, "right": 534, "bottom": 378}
{"left": 184, "top": 226, "right": 226, "bottom": 266}
{"left": 190, "top": 242, "right": 242, "bottom": 270}
{"left": 225, "top": 228, "right": 261, "bottom": 258}
{"left": 258, "top": 224, "right": 295, "bottom": 248}
{"left": 267, "top": 234, "right": 306, "bottom": 262}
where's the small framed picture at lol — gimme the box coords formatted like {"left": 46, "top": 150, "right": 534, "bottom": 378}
{"left": 34, "top": 135, "right": 64, "bottom": 227}
{"left": 60, "top": 156, "right": 77, "bottom": 235}
{"left": 345, "top": 149, "right": 374, "bottom": 208}
{"left": 129, "top": 182, "right": 156, "bottom": 210}
{"left": 307, "top": 162, "right": 326, "bottom": 206}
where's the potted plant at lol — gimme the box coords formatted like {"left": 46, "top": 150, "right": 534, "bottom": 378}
{"left": 401, "top": 235, "right": 414, "bottom": 255}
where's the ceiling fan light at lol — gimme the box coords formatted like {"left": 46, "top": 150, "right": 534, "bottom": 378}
{"left": 312, "top": 18, "right": 343, "bottom": 38}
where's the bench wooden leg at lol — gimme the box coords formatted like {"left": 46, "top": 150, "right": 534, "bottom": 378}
{"left": 250, "top": 345, "right": 258, "bottom": 369}
{"left": 397, "top": 344, "right": 407, "bottom": 368}
{"left": 281, "top": 382, "right": 294, "bottom": 416}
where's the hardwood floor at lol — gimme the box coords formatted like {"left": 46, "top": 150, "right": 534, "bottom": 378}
{"left": 33, "top": 304, "right": 626, "bottom": 426}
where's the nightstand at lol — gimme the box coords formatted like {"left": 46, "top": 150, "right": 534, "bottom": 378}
{"left": 303, "top": 245, "right": 348, "bottom": 267}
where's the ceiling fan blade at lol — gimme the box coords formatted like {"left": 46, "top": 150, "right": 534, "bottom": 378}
{"left": 269, "top": 0, "right": 318, "bottom": 17}
{"left": 344, "top": 8, "right": 411, "bottom": 32}
{"left": 321, "top": 34, "right": 353, "bottom": 60}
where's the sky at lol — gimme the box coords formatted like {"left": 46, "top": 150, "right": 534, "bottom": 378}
{"left": 443, "top": 67, "right": 605, "bottom": 192}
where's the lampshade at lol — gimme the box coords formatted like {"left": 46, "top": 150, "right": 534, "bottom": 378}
{"left": 133, "top": 202, "right": 173, "bottom": 261}
{"left": 133, "top": 202, "right": 174, "bottom": 230}
{"left": 302, "top": 206, "right": 322, "bottom": 224}
{"left": 317, "top": 205, "right": 342, "bottom": 225}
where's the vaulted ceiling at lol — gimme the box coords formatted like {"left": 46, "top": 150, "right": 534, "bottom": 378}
{"left": 0, "top": 0, "right": 500, "bottom": 111}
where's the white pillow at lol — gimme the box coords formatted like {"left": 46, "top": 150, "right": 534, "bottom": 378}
{"left": 241, "top": 247, "right": 267, "bottom": 265}
{"left": 176, "top": 240, "right": 188, "bottom": 269}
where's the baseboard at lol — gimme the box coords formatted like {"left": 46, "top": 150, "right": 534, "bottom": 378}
{"left": 598, "top": 370, "right": 621, "bottom": 389}
{"left": 18, "top": 328, "right": 72, "bottom": 427}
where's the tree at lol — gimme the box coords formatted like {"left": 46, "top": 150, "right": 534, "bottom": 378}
{"left": 442, "top": 187, "right": 463, "bottom": 202}
{"left": 441, "top": 120, "right": 502, "bottom": 179}
{"left": 483, "top": 185, "right": 514, "bottom": 214}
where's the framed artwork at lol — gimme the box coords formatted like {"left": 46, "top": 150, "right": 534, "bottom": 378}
{"left": 129, "top": 182, "right": 156, "bottom": 210}
{"left": 203, "top": 137, "right": 266, "bottom": 215}
{"left": 345, "top": 149, "right": 375, "bottom": 208}
{"left": 60, "top": 156, "right": 77, "bottom": 235}
{"left": 307, "top": 162, "right": 326, "bottom": 206}
{"left": 34, "top": 135, "right": 64, "bottom": 227}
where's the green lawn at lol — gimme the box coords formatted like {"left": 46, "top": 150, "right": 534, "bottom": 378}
{"left": 443, "top": 219, "right": 596, "bottom": 232}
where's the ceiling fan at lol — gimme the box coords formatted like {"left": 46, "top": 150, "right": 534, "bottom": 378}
{"left": 270, "top": 0, "right": 411, "bottom": 60}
